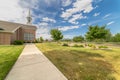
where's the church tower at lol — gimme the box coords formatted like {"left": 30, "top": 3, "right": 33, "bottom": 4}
{"left": 26, "top": 9, "right": 32, "bottom": 24}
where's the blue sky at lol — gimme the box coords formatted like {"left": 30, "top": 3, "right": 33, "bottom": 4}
{"left": 0, "top": 0, "right": 120, "bottom": 39}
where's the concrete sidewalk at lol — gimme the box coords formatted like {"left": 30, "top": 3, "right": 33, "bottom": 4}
{"left": 5, "top": 44, "right": 67, "bottom": 80}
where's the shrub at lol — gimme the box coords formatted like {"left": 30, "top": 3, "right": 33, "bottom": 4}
{"left": 13, "top": 40, "right": 23, "bottom": 45}
{"left": 87, "top": 44, "right": 96, "bottom": 49}
{"left": 34, "top": 39, "right": 39, "bottom": 43}
{"left": 92, "top": 45, "right": 96, "bottom": 49}
{"left": 79, "top": 45, "right": 84, "bottom": 47}
{"left": 45, "top": 39, "right": 48, "bottom": 42}
{"left": 73, "top": 44, "right": 79, "bottom": 47}
{"left": 99, "top": 46, "right": 108, "bottom": 49}
{"left": 88, "top": 44, "right": 93, "bottom": 47}
{"left": 62, "top": 43, "right": 69, "bottom": 46}
{"left": 39, "top": 37, "right": 44, "bottom": 43}
{"left": 73, "top": 44, "right": 84, "bottom": 47}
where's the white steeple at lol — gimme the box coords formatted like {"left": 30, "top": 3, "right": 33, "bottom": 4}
{"left": 26, "top": 9, "right": 32, "bottom": 24}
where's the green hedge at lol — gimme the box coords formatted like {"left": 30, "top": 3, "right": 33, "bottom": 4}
{"left": 73, "top": 44, "right": 84, "bottom": 47}
{"left": 62, "top": 43, "right": 69, "bottom": 46}
{"left": 13, "top": 40, "right": 23, "bottom": 45}
{"left": 99, "top": 46, "right": 108, "bottom": 48}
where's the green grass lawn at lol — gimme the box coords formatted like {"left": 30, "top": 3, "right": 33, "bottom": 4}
{"left": 0, "top": 45, "right": 24, "bottom": 80}
{"left": 36, "top": 42, "right": 120, "bottom": 80}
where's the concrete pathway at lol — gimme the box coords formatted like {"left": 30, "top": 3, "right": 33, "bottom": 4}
{"left": 5, "top": 44, "right": 67, "bottom": 80}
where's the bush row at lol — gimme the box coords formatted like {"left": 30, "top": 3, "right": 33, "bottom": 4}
{"left": 13, "top": 40, "right": 24, "bottom": 45}
{"left": 13, "top": 40, "right": 39, "bottom": 45}
{"left": 62, "top": 43, "right": 108, "bottom": 49}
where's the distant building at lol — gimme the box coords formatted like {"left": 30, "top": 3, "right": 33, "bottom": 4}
{"left": 0, "top": 10, "right": 37, "bottom": 45}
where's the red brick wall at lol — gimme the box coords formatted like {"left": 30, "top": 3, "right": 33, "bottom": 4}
{"left": 0, "top": 32, "right": 12, "bottom": 45}
{"left": 11, "top": 27, "right": 36, "bottom": 43}
{"left": 0, "top": 27, "right": 36, "bottom": 45}
{"left": 11, "top": 27, "right": 23, "bottom": 43}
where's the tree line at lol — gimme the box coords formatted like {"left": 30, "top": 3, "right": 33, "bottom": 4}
{"left": 38, "top": 25, "right": 120, "bottom": 42}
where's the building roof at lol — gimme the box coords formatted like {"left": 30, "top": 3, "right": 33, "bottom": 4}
{"left": 0, "top": 20, "right": 37, "bottom": 33}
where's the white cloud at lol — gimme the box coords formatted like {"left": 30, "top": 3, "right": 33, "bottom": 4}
{"left": 59, "top": 26, "right": 79, "bottom": 31}
{"left": 68, "top": 13, "right": 87, "bottom": 24}
{"left": 43, "top": 0, "right": 60, "bottom": 7}
{"left": 36, "top": 24, "right": 51, "bottom": 39}
{"left": 81, "top": 23, "right": 87, "bottom": 26}
{"left": 61, "top": 0, "right": 93, "bottom": 19}
{"left": 37, "top": 27, "right": 49, "bottom": 34}
{"left": 93, "top": 12, "right": 100, "bottom": 17}
{"left": 103, "top": 14, "right": 111, "bottom": 19}
{"left": 36, "top": 31, "right": 51, "bottom": 39}
{"left": 64, "top": 34, "right": 74, "bottom": 39}
{"left": 0, "top": 0, "right": 40, "bottom": 24}
{"left": 38, "top": 22, "right": 48, "bottom": 26}
{"left": 61, "top": 0, "right": 72, "bottom": 7}
{"left": 94, "top": 5, "right": 98, "bottom": 9}
{"left": 42, "top": 17, "right": 56, "bottom": 23}
{"left": 68, "top": 21, "right": 78, "bottom": 24}
{"left": 0, "top": 0, "right": 58, "bottom": 39}
{"left": 107, "top": 21, "right": 115, "bottom": 26}
{"left": 61, "top": 8, "right": 64, "bottom": 11}
{"left": 94, "top": 0, "right": 103, "bottom": 3}
{"left": 0, "top": 0, "right": 28, "bottom": 23}
{"left": 18, "top": 0, "right": 39, "bottom": 9}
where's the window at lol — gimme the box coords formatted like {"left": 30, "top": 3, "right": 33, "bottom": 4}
{"left": 24, "top": 33, "right": 34, "bottom": 41}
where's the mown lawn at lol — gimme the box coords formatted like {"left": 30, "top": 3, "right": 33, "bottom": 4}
{"left": 36, "top": 42, "right": 120, "bottom": 80}
{"left": 0, "top": 45, "right": 24, "bottom": 80}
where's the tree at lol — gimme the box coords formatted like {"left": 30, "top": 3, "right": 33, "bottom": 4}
{"left": 111, "top": 33, "right": 120, "bottom": 42}
{"left": 50, "top": 29, "right": 63, "bottom": 41}
{"left": 73, "top": 36, "right": 84, "bottom": 42}
{"left": 85, "top": 25, "right": 111, "bottom": 42}
{"left": 105, "top": 32, "right": 112, "bottom": 42}
{"left": 40, "top": 37, "right": 44, "bottom": 42}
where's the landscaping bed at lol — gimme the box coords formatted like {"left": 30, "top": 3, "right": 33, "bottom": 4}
{"left": 36, "top": 42, "right": 120, "bottom": 80}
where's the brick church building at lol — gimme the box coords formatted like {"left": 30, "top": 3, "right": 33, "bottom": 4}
{"left": 0, "top": 10, "right": 37, "bottom": 45}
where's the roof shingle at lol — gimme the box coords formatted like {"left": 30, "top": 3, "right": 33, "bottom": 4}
{"left": 0, "top": 20, "right": 37, "bottom": 33}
